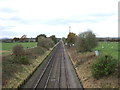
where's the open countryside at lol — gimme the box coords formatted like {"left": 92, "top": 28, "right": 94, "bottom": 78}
{"left": 1, "top": 41, "right": 119, "bottom": 58}
{"left": 1, "top": 0, "right": 119, "bottom": 89}
{"left": 1, "top": 33, "right": 119, "bottom": 89}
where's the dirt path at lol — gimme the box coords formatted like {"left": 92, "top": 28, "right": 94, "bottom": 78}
{"left": 0, "top": 50, "right": 10, "bottom": 53}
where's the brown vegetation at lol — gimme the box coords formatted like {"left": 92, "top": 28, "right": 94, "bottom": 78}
{"left": 2, "top": 45, "right": 50, "bottom": 88}
{"left": 0, "top": 50, "right": 10, "bottom": 53}
{"left": 67, "top": 47, "right": 119, "bottom": 88}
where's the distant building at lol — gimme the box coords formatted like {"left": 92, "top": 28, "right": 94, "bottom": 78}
{"left": 57, "top": 38, "right": 61, "bottom": 41}
{"left": 1, "top": 38, "right": 36, "bottom": 43}
{"left": 24, "top": 38, "right": 36, "bottom": 42}
{"left": 97, "top": 37, "right": 120, "bottom": 42}
{"left": 29, "top": 38, "right": 36, "bottom": 42}
{"left": 2, "top": 39, "right": 12, "bottom": 43}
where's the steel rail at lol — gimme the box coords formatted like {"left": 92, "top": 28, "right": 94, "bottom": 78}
{"left": 58, "top": 51, "right": 62, "bottom": 89}
{"left": 62, "top": 42, "right": 70, "bottom": 89}
{"left": 34, "top": 43, "right": 59, "bottom": 89}
{"left": 44, "top": 52, "right": 57, "bottom": 89}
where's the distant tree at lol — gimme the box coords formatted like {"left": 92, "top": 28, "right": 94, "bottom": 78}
{"left": 75, "top": 30, "right": 98, "bottom": 52}
{"left": 19, "top": 35, "right": 27, "bottom": 42}
{"left": 50, "top": 35, "right": 57, "bottom": 44}
{"left": 12, "top": 37, "right": 20, "bottom": 42}
{"left": 37, "top": 36, "right": 54, "bottom": 50}
{"left": 62, "top": 37, "right": 66, "bottom": 43}
{"left": 36, "top": 34, "right": 47, "bottom": 42}
{"left": 66, "top": 32, "right": 77, "bottom": 46}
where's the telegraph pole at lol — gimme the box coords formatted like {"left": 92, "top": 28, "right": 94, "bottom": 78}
{"left": 69, "top": 26, "right": 71, "bottom": 33}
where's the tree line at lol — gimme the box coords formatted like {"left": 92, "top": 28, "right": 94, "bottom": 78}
{"left": 64, "top": 30, "right": 98, "bottom": 52}
{"left": 64, "top": 30, "right": 118, "bottom": 79}
{"left": 12, "top": 34, "right": 58, "bottom": 64}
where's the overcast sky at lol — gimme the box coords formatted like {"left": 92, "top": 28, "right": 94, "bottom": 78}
{"left": 0, "top": 0, "right": 119, "bottom": 38}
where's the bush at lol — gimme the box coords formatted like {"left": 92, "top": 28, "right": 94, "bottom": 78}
{"left": 12, "top": 45, "right": 25, "bottom": 56}
{"left": 75, "top": 37, "right": 86, "bottom": 52}
{"left": 14, "top": 55, "right": 29, "bottom": 64}
{"left": 37, "top": 36, "right": 54, "bottom": 50}
{"left": 12, "top": 45, "right": 29, "bottom": 64}
{"left": 75, "top": 31, "right": 98, "bottom": 52}
{"left": 118, "top": 60, "right": 120, "bottom": 78}
{"left": 50, "top": 35, "right": 58, "bottom": 44}
{"left": 36, "top": 34, "right": 47, "bottom": 42}
{"left": 32, "top": 46, "right": 45, "bottom": 55}
{"left": 91, "top": 54, "right": 117, "bottom": 78}
{"left": 45, "top": 38, "right": 54, "bottom": 48}
{"left": 24, "top": 50, "right": 34, "bottom": 59}
{"left": 13, "top": 55, "right": 29, "bottom": 65}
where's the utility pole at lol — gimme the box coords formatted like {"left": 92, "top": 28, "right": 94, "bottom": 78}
{"left": 69, "top": 26, "right": 71, "bottom": 33}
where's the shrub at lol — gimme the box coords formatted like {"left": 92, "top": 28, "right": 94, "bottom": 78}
{"left": 75, "top": 30, "right": 98, "bottom": 52}
{"left": 14, "top": 55, "right": 29, "bottom": 64}
{"left": 46, "top": 38, "right": 54, "bottom": 48}
{"left": 37, "top": 36, "right": 54, "bottom": 50}
{"left": 91, "top": 54, "right": 117, "bottom": 78}
{"left": 25, "top": 50, "right": 34, "bottom": 59}
{"left": 12, "top": 45, "right": 29, "bottom": 64}
{"left": 75, "top": 37, "right": 86, "bottom": 52}
{"left": 12, "top": 45, "right": 25, "bottom": 56}
{"left": 50, "top": 35, "right": 58, "bottom": 44}
{"left": 118, "top": 60, "right": 120, "bottom": 78}
{"left": 32, "top": 46, "right": 45, "bottom": 55}
{"left": 36, "top": 34, "right": 47, "bottom": 42}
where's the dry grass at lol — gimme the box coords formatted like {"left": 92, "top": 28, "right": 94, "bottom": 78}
{"left": 77, "top": 59, "right": 118, "bottom": 88}
{"left": 2, "top": 48, "right": 52, "bottom": 88}
{"left": 67, "top": 46, "right": 119, "bottom": 88}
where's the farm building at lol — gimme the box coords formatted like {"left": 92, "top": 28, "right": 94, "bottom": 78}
{"left": 2, "top": 39, "right": 12, "bottom": 43}
{"left": 97, "top": 37, "right": 120, "bottom": 42}
{"left": 1, "top": 38, "right": 36, "bottom": 43}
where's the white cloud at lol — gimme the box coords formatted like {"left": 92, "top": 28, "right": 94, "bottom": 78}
{"left": 0, "top": 0, "right": 119, "bottom": 38}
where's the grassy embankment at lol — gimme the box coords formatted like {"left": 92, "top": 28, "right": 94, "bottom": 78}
{"left": 67, "top": 42, "right": 119, "bottom": 88}
{"left": 2, "top": 42, "right": 56, "bottom": 88}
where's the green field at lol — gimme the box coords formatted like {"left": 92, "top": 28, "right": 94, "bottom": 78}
{"left": 1, "top": 42, "right": 119, "bottom": 59}
{"left": 1, "top": 42, "right": 37, "bottom": 54}
{"left": 1, "top": 42, "right": 37, "bottom": 50}
{"left": 93, "top": 42, "right": 119, "bottom": 59}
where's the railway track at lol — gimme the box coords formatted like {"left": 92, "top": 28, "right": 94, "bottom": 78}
{"left": 59, "top": 45, "right": 70, "bottom": 88}
{"left": 33, "top": 42, "right": 60, "bottom": 89}
{"left": 21, "top": 41, "right": 83, "bottom": 89}
{"left": 33, "top": 41, "right": 70, "bottom": 89}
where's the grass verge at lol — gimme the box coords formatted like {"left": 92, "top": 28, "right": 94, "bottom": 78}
{"left": 67, "top": 46, "right": 119, "bottom": 88}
